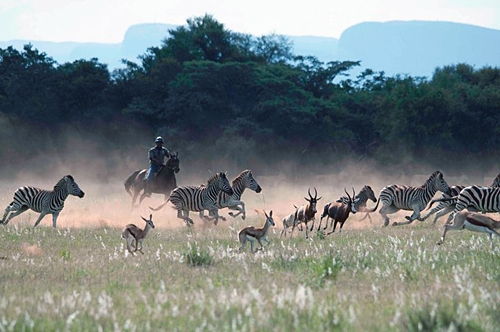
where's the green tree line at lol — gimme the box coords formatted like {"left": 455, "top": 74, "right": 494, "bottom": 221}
{"left": 1, "top": 14, "right": 499, "bottom": 176}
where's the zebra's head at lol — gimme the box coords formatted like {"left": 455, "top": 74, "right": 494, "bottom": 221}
{"left": 209, "top": 172, "right": 234, "bottom": 196}
{"left": 430, "top": 171, "right": 451, "bottom": 196}
{"left": 361, "top": 185, "right": 377, "bottom": 203}
{"left": 167, "top": 152, "right": 180, "bottom": 174}
{"left": 241, "top": 170, "right": 262, "bottom": 193}
{"left": 63, "top": 175, "right": 85, "bottom": 198}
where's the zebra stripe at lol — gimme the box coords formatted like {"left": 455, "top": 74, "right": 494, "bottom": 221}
{"left": 214, "top": 170, "right": 262, "bottom": 220}
{"left": 169, "top": 172, "right": 233, "bottom": 226}
{"left": 452, "top": 186, "right": 500, "bottom": 215}
{"left": 425, "top": 175, "right": 500, "bottom": 224}
{"left": 1, "top": 175, "right": 85, "bottom": 228}
{"left": 378, "top": 171, "right": 451, "bottom": 226}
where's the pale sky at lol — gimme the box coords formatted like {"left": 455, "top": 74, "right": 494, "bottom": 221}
{"left": 1, "top": 0, "right": 499, "bottom": 43}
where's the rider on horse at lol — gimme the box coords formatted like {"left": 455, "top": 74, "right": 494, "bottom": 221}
{"left": 144, "top": 136, "right": 170, "bottom": 197}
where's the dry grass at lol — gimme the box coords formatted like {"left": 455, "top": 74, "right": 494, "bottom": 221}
{"left": 0, "top": 174, "right": 499, "bottom": 331}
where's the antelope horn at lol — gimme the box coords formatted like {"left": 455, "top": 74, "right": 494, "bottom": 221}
{"left": 344, "top": 187, "right": 352, "bottom": 202}
{"left": 314, "top": 187, "right": 322, "bottom": 201}
{"left": 308, "top": 187, "right": 313, "bottom": 199}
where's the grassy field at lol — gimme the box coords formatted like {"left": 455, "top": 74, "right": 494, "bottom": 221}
{"left": 0, "top": 174, "right": 499, "bottom": 331}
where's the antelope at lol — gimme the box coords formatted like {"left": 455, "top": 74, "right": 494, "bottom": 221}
{"left": 317, "top": 188, "right": 357, "bottom": 234}
{"left": 437, "top": 210, "right": 500, "bottom": 250}
{"left": 280, "top": 205, "right": 301, "bottom": 238}
{"left": 121, "top": 214, "right": 155, "bottom": 254}
{"left": 293, "top": 188, "right": 321, "bottom": 238}
{"left": 238, "top": 210, "right": 275, "bottom": 252}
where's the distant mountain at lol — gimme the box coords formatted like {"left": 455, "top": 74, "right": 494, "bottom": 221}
{"left": 1, "top": 21, "right": 499, "bottom": 78}
{"left": 0, "top": 23, "right": 176, "bottom": 69}
{"left": 336, "top": 21, "right": 500, "bottom": 78}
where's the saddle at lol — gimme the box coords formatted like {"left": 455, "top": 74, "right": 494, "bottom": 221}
{"left": 144, "top": 165, "right": 165, "bottom": 180}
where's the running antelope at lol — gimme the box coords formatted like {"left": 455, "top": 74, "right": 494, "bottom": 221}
{"left": 238, "top": 210, "right": 275, "bottom": 252}
{"left": 121, "top": 214, "right": 155, "bottom": 254}
{"left": 317, "top": 188, "right": 357, "bottom": 234}
{"left": 437, "top": 211, "right": 500, "bottom": 250}
{"left": 294, "top": 188, "right": 321, "bottom": 238}
{"left": 280, "top": 205, "right": 301, "bottom": 238}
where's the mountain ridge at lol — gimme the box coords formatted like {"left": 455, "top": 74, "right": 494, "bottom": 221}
{"left": 1, "top": 21, "right": 499, "bottom": 78}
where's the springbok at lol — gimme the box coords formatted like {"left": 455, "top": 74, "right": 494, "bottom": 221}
{"left": 293, "top": 188, "right": 321, "bottom": 238}
{"left": 121, "top": 214, "right": 155, "bottom": 254}
{"left": 238, "top": 210, "right": 275, "bottom": 252}
{"left": 317, "top": 188, "right": 357, "bottom": 234}
{"left": 280, "top": 205, "right": 301, "bottom": 238}
{"left": 437, "top": 210, "right": 500, "bottom": 250}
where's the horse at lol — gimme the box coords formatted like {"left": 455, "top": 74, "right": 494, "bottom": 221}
{"left": 124, "top": 152, "right": 180, "bottom": 207}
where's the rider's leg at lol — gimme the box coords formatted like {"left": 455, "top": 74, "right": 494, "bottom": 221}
{"left": 144, "top": 165, "right": 157, "bottom": 196}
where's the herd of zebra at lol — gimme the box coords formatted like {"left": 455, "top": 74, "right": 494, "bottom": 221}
{"left": 1, "top": 169, "right": 500, "bottom": 250}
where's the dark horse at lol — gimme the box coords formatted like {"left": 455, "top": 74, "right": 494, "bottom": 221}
{"left": 124, "top": 152, "right": 180, "bottom": 207}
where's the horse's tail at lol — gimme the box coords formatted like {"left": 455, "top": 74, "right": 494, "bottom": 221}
{"left": 124, "top": 170, "right": 142, "bottom": 197}
{"left": 150, "top": 198, "right": 171, "bottom": 211}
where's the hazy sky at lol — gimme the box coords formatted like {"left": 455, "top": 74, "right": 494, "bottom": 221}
{"left": 1, "top": 0, "right": 499, "bottom": 43}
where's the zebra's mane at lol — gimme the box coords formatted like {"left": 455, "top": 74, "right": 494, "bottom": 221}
{"left": 207, "top": 172, "right": 226, "bottom": 186}
{"left": 422, "top": 171, "right": 442, "bottom": 188}
{"left": 491, "top": 173, "right": 500, "bottom": 187}
{"left": 232, "top": 170, "right": 251, "bottom": 186}
{"left": 53, "top": 175, "right": 73, "bottom": 190}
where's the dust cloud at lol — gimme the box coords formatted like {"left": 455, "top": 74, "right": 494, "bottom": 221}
{"left": 0, "top": 131, "right": 498, "bottom": 232}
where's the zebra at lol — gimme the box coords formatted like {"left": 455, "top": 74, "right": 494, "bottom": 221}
{"left": 209, "top": 169, "right": 262, "bottom": 221}
{"left": 336, "top": 185, "right": 377, "bottom": 222}
{"left": 1, "top": 175, "right": 85, "bottom": 228}
{"left": 424, "top": 173, "right": 500, "bottom": 224}
{"left": 430, "top": 186, "right": 500, "bottom": 224}
{"left": 150, "top": 172, "right": 234, "bottom": 226}
{"left": 375, "top": 170, "right": 451, "bottom": 226}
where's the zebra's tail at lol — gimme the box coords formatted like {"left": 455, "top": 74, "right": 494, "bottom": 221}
{"left": 364, "top": 198, "right": 380, "bottom": 213}
{"left": 426, "top": 196, "right": 458, "bottom": 210}
{"left": 149, "top": 198, "right": 171, "bottom": 211}
{"left": 124, "top": 170, "right": 141, "bottom": 197}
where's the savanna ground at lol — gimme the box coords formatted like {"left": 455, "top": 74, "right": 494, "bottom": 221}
{"left": 0, "top": 166, "right": 499, "bottom": 331}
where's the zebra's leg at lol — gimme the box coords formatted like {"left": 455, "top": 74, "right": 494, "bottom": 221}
{"left": 432, "top": 206, "right": 454, "bottom": 224}
{"left": 2, "top": 205, "right": 29, "bottom": 225}
{"left": 379, "top": 205, "right": 400, "bottom": 227}
{"left": 178, "top": 210, "right": 194, "bottom": 226}
{"left": 33, "top": 212, "right": 49, "bottom": 227}
{"left": 444, "top": 212, "right": 455, "bottom": 225}
{"left": 51, "top": 212, "right": 60, "bottom": 228}
{"left": 396, "top": 208, "right": 423, "bottom": 226}
{"left": 228, "top": 202, "right": 245, "bottom": 219}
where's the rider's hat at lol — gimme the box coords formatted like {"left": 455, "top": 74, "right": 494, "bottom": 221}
{"left": 155, "top": 136, "right": 164, "bottom": 143}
